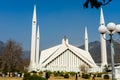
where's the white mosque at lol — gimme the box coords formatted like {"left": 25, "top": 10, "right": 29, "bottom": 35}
{"left": 29, "top": 4, "right": 108, "bottom": 72}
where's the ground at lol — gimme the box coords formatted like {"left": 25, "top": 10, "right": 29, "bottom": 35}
{"left": 0, "top": 77, "right": 108, "bottom": 80}
{"left": 0, "top": 77, "right": 22, "bottom": 80}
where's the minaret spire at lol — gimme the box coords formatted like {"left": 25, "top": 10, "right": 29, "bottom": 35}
{"left": 85, "top": 27, "right": 88, "bottom": 52}
{"left": 100, "top": 8, "right": 105, "bottom": 25}
{"left": 36, "top": 25, "right": 40, "bottom": 67}
{"left": 33, "top": 4, "right": 37, "bottom": 23}
{"left": 29, "top": 4, "right": 37, "bottom": 72}
{"left": 99, "top": 7, "right": 108, "bottom": 71}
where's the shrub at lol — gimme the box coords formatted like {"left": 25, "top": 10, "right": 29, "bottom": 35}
{"left": 97, "top": 73, "right": 102, "bottom": 77}
{"left": 53, "top": 71, "right": 61, "bottom": 77}
{"left": 82, "top": 73, "right": 90, "bottom": 79}
{"left": 69, "top": 72, "right": 76, "bottom": 76}
{"left": 103, "top": 74, "right": 109, "bottom": 79}
{"left": 38, "top": 71, "right": 43, "bottom": 76}
{"left": 23, "top": 74, "right": 47, "bottom": 80}
{"left": 23, "top": 72, "right": 30, "bottom": 79}
{"left": 53, "top": 71, "right": 58, "bottom": 77}
{"left": 64, "top": 73, "right": 69, "bottom": 78}
{"left": 45, "top": 71, "right": 51, "bottom": 79}
{"left": 31, "top": 71, "right": 37, "bottom": 73}
{"left": 31, "top": 75, "right": 44, "bottom": 80}
{"left": 59, "top": 71, "right": 64, "bottom": 76}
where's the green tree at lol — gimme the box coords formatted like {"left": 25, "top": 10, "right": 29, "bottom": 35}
{"left": 83, "top": 0, "right": 112, "bottom": 9}
{"left": 1, "top": 39, "right": 23, "bottom": 72}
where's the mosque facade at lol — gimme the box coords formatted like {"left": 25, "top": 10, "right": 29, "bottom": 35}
{"left": 29, "top": 4, "right": 107, "bottom": 72}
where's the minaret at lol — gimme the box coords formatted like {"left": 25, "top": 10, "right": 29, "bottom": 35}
{"left": 36, "top": 26, "right": 40, "bottom": 67}
{"left": 29, "top": 4, "right": 37, "bottom": 71}
{"left": 100, "top": 8, "right": 108, "bottom": 71}
{"left": 85, "top": 27, "right": 88, "bottom": 52}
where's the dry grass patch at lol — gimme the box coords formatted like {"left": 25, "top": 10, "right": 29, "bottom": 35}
{"left": 0, "top": 77, "right": 22, "bottom": 80}
{"left": 49, "top": 76, "right": 104, "bottom": 80}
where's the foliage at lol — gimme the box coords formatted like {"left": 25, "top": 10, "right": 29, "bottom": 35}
{"left": 0, "top": 56, "right": 2, "bottom": 71}
{"left": 1, "top": 40, "right": 24, "bottom": 72}
{"left": 38, "top": 71, "right": 43, "bottom": 76}
{"left": 69, "top": 72, "right": 76, "bottom": 76}
{"left": 59, "top": 71, "right": 64, "bottom": 76}
{"left": 53, "top": 71, "right": 60, "bottom": 77}
{"left": 53, "top": 71, "right": 67, "bottom": 77}
{"left": 82, "top": 73, "right": 90, "bottom": 79}
{"left": 83, "top": 0, "right": 112, "bottom": 9}
{"left": 53, "top": 71, "right": 71, "bottom": 78}
{"left": 96, "top": 73, "right": 103, "bottom": 77}
{"left": 23, "top": 72, "right": 31, "bottom": 78}
{"left": 31, "top": 71, "right": 37, "bottom": 73}
{"left": 45, "top": 71, "right": 51, "bottom": 79}
{"left": 23, "top": 73, "right": 47, "bottom": 80}
{"left": 103, "top": 74, "right": 109, "bottom": 79}
{"left": 64, "top": 73, "right": 69, "bottom": 78}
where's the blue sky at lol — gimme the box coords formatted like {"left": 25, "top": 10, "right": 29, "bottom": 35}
{"left": 0, "top": 0, "right": 120, "bottom": 50}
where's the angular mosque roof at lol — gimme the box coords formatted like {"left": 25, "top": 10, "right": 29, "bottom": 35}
{"left": 39, "top": 38, "right": 97, "bottom": 68}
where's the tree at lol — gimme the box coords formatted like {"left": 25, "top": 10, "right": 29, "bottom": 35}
{"left": 0, "top": 56, "right": 2, "bottom": 71}
{"left": 1, "top": 39, "right": 23, "bottom": 72}
{"left": 83, "top": 0, "right": 112, "bottom": 9}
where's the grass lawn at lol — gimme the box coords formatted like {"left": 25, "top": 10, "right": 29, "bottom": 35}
{"left": 0, "top": 77, "right": 107, "bottom": 80}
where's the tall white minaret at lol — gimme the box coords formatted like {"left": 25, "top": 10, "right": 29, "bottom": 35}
{"left": 85, "top": 27, "right": 88, "bottom": 52}
{"left": 29, "top": 4, "right": 37, "bottom": 71}
{"left": 99, "top": 8, "right": 108, "bottom": 71}
{"left": 36, "top": 26, "right": 40, "bottom": 67}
